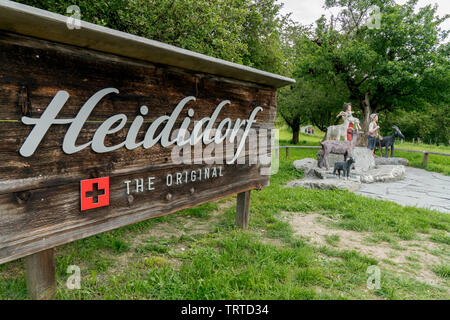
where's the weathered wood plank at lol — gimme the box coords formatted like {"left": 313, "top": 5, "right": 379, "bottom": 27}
{"left": 0, "top": 30, "right": 279, "bottom": 266}
{"left": 236, "top": 191, "right": 251, "bottom": 229}
{"left": 0, "top": 163, "right": 268, "bottom": 264}
{"left": 25, "top": 248, "right": 56, "bottom": 300}
{"left": 0, "top": 32, "right": 277, "bottom": 195}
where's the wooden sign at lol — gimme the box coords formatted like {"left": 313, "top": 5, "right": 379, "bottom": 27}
{"left": 0, "top": 2, "right": 294, "bottom": 298}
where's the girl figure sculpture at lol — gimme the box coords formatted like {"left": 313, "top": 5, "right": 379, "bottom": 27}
{"left": 340, "top": 102, "right": 354, "bottom": 141}
{"left": 367, "top": 113, "right": 380, "bottom": 156}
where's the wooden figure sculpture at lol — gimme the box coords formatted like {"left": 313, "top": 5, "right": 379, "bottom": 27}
{"left": 333, "top": 157, "right": 356, "bottom": 179}
{"left": 326, "top": 111, "right": 361, "bottom": 141}
{"left": 375, "top": 125, "right": 405, "bottom": 157}
{"left": 318, "top": 130, "right": 364, "bottom": 169}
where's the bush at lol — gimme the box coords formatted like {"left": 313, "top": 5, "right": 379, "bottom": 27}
{"left": 380, "top": 105, "right": 449, "bottom": 145}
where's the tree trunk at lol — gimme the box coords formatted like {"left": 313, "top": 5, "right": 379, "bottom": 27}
{"left": 292, "top": 127, "right": 299, "bottom": 144}
{"left": 291, "top": 118, "right": 300, "bottom": 144}
{"left": 359, "top": 91, "right": 372, "bottom": 147}
{"left": 362, "top": 91, "right": 372, "bottom": 131}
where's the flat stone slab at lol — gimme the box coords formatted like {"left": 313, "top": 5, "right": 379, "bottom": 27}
{"left": 357, "top": 165, "right": 406, "bottom": 183}
{"left": 311, "top": 165, "right": 405, "bottom": 184}
{"left": 375, "top": 157, "right": 409, "bottom": 166}
{"left": 287, "top": 179, "right": 361, "bottom": 192}
{"left": 355, "top": 167, "right": 450, "bottom": 213}
{"left": 312, "top": 167, "right": 361, "bottom": 181}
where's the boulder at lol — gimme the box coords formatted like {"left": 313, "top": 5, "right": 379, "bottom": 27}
{"left": 375, "top": 157, "right": 409, "bottom": 166}
{"left": 357, "top": 165, "right": 405, "bottom": 183}
{"left": 287, "top": 179, "right": 361, "bottom": 192}
{"left": 293, "top": 158, "right": 318, "bottom": 177}
{"left": 317, "top": 147, "right": 375, "bottom": 172}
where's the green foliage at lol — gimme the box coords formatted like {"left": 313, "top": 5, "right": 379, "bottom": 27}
{"left": 278, "top": 73, "right": 350, "bottom": 135}
{"left": 241, "top": 0, "right": 288, "bottom": 74}
{"left": 280, "top": 0, "right": 449, "bottom": 138}
{"left": 380, "top": 104, "right": 450, "bottom": 145}
{"left": 14, "top": 0, "right": 293, "bottom": 74}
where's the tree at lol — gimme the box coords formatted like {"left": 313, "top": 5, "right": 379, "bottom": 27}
{"left": 276, "top": 24, "right": 312, "bottom": 144}
{"left": 15, "top": 0, "right": 293, "bottom": 74}
{"left": 278, "top": 20, "right": 351, "bottom": 142}
{"left": 16, "top": 0, "right": 250, "bottom": 63}
{"left": 295, "top": 0, "right": 449, "bottom": 136}
{"left": 278, "top": 73, "right": 350, "bottom": 143}
{"left": 277, "top": 83, "right": 307, "bottom": 144}
{"left": 241, "top": 0, "right": 290, "bottom": 74}
{"left": 381, "top": 103, "right": 450, "bottom": 145}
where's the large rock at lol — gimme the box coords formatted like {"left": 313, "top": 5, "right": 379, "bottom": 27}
{"left": 317, "top": 147, "right": 375, "bottom": 172}
{"left": 293, "top": 158, "right": 318, "bottom": 177}
{"left": 357, "top": 165, "right": 406, "bottom": 183}
{"left": 312, "top": 167, "right": 332, "bottom": 179}
{"left": 375, "top": 157, "right": 409, "bottom": 166}
{"left": 287, "top": 179, "right": 361, "bottom": 192}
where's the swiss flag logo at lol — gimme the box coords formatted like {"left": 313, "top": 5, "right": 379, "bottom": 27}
{"left": 80, "top": 177, "right": 110, "bottom": 211}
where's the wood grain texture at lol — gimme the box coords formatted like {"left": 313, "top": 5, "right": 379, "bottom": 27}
{"left": 1, "top": 163, "right": 268, "bottom": 264}
{"left": 0, "top": 32, "right": 277, "bottom": 194}
{"left": 0, "top": 32, "right": 278, "bottom": 264}
{"left": 25, "top": 248, "right": 56, "bottom": 300}
{"left": 236, "top": 191, "right": 251, "bottom": 229}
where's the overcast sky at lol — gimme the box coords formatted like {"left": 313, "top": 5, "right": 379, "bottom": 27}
{"left": 279, "top": 0, "right": 450, "bottom": 32}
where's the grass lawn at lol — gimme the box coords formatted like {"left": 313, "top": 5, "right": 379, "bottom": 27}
{"left": 1, "top": 146, "right": 448, "bottom": 300}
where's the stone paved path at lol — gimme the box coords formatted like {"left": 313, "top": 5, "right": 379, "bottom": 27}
{"left": 355, "top": 167, "right": 450, "bottom": 213}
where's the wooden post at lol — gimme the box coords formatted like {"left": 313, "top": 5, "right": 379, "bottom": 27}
{"left": 236, "top": 191, "right": 251, "bottom": 229}
{"left": 285, "top": 147, "right": 289, "bottom": 159}
{"left": 423, "top": 153, "right": 429, "bottom": 166}
{"left": 25, "top": 248, "right": 56, "bottom": 300}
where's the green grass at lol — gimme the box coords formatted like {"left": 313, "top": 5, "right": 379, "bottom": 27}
{"left": 364, "top": 232, "right": 398, "bottom": 245}
{"left": 395, "top": 141, "right": 450, "bottom": 154}
{"left": 324, "top": 234, "right": 340, "bottom": 247}
{"left": 278, "top": 125, "right": 324, "bottom": 146}
{"left": 432, "top": 264, "right": 450, "bottom": 279}
{"left": 0, "top": 145, "right": 449, "bottom": 300}
{"left": 430, "top": 232, "right": 450, "bottom": 245}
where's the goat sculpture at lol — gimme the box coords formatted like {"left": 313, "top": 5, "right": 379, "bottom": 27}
{"left": 375, "top": 125, "right": 405, "bottom": 158}
{"left": 326, "top": 111, "right": 361, "bottom": 141}
{"left": 318, "top": 130, "right": 363, "bottom": 170}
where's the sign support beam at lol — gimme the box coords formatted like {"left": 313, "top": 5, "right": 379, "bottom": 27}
{"left": 25, "top": 248, "right": 56, "bottom": 300}
{"left": 236, "top": 191, "right": 251, "bottom": 229}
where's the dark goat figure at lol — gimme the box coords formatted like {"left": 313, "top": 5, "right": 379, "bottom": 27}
{"left": 375, "top": 126, "right": 405, "bottom": 158}
{"left": 333, "top": 157, "right": 356, "bottom": 179}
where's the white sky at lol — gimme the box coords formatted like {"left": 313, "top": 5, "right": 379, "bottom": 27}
{"left": 280, "top": 0, "right": 450, "bottom": 32}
